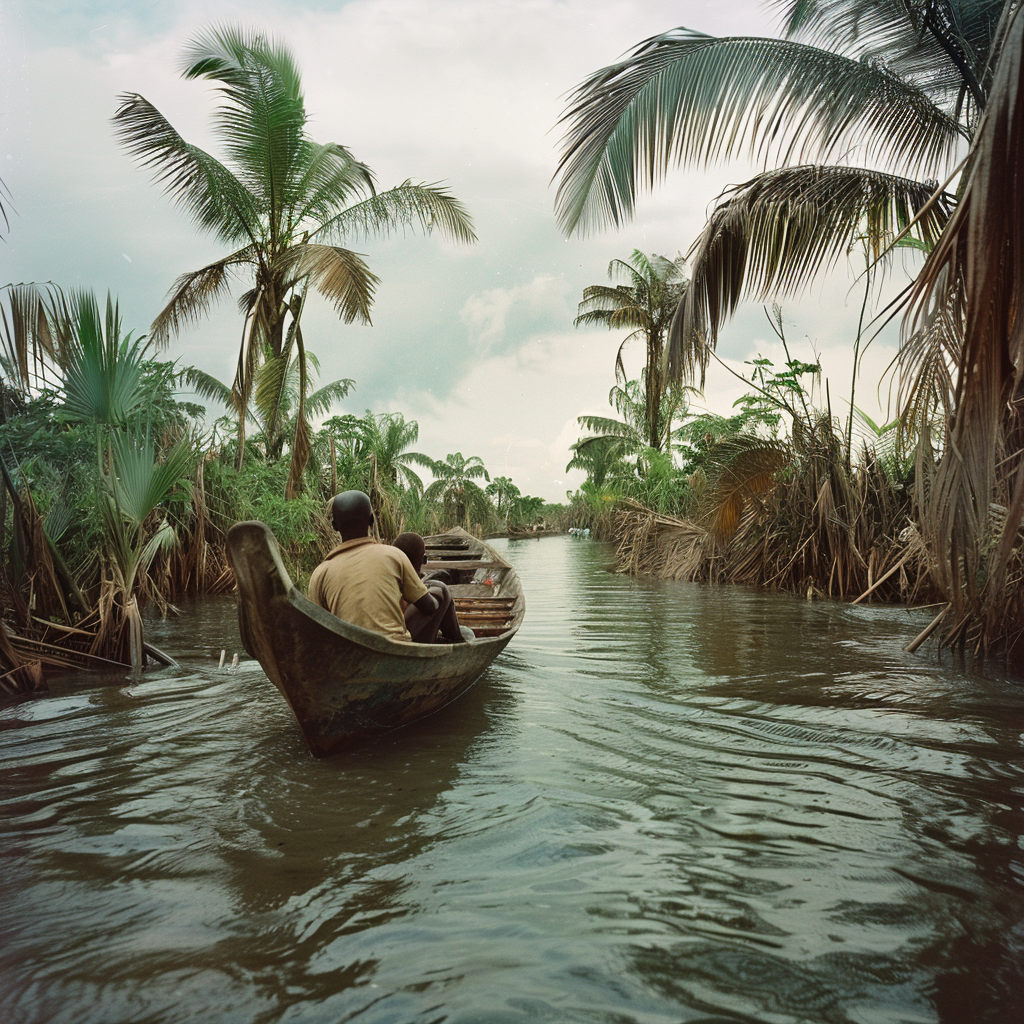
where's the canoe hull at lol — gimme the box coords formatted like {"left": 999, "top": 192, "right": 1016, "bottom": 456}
{"left": 226, "top": 521, "right": 521, "bottom": 757}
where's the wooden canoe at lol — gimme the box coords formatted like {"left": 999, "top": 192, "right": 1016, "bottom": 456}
{"left": 225, "top": 522, "right": 524, "bottom": 757}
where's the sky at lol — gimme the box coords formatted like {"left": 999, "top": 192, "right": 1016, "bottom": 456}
{"left": 1, "top": 0, "right": 923, "bottom": 501}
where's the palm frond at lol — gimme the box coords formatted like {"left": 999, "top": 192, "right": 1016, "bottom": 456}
{"left": 668, "top": 164, "right": 955, "bottom": 384}
{"left": 59, "top": 292, "right": 152, "bottom": 428}
{"left": 292, "top": 141, "right": 376, "bottom": 225}
{"left": 150, "top": 247, "right": 253, "bottom": 348}
{"left": 180, "top": 25, "right": 307, "bottom": 221}
{"left": 0, "top": 283, "right": 59, "bottom": 390}
{"left": 773, "top": 0, "right": 1004, "bottom": 109}
{"left": 109, "top": 429, "right": 195, "bottom": 529}
{"left": 701, "top": 437, "right": 790, "bottom": 540}
{"left": 305, "top": 378, "right": 355, "bottom": 417}
{"left": 554, "top": 30, "right": 962, "bottom": 234}
{"left": 315, "top": 181, "right": 477, "bottom": 245}
{"left": 278, "top": 244, "right": 377, "bottom": 323}
{"left": 113, "top": 93, "right": 259, "bottom": 244}
{"left": 179, "top": 366, "right": 233, "bottom": 407}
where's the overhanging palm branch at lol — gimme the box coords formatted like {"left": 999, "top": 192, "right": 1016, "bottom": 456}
{"left": 554, "top": 28, "right": 963, "bottom": 235}
{"left": 668, "top": 164, "right": 956, "bottom": 383}
{"left": 774, "top": 0, "right": 1003, "bottom": 110}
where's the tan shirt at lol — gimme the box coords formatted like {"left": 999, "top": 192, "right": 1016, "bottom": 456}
{"left": 308, "top": 537, "right": 429, "bottom": 643}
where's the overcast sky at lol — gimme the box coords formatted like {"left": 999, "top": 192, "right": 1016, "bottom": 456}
{"left": 2, "top": 0, "right": 921, "bottom": 501}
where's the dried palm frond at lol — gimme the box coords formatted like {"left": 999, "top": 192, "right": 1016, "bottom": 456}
{"left": 699, "top": 437, "right": 790, "bottom": 541}
{"left": 904, "top": 3, "right": 1024, "bottom": 654}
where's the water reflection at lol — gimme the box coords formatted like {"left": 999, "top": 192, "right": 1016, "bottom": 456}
{"left": 2, "top": 537, "right": 1023, "bottom": 1023}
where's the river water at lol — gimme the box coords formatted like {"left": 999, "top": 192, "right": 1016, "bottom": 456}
{"left": 2, "top": 536, "right": 1023, "bottom": 1023}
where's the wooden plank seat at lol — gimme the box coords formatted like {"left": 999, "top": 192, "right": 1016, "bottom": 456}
{"left": 422, "top": 559, "right": 503, "bottom": 571}
{"left": 453, "top": 595, "right": 516, "bottom": 637}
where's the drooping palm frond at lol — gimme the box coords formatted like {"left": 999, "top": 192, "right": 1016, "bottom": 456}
{"left": 277, "top": 244, "right": 378, "bottom": 323}
{"left": 150, "top": 247, "right": 254, "bottom": 348}
{"left": 554, "top": 29, "right": 963, "bottom": 234}
{"left": 316, "top": 181, "right": 477, "bottom": 245}
{"left": 667, "top": 164, "right": 955, "bottom": 385}
{"left": 896, "top": 295, "right": 963, "bottom": 430}
{"left": 0, "top": 283, "right": 60, "bottom": 391}
{"left": 699, "top": 436, "right": 790, "bottom": 541}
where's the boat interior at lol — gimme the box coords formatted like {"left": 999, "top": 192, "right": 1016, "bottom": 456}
{"left": 422, "top": 535, "right": 519, "bottom": 639}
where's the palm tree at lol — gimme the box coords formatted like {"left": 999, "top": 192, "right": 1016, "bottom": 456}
{"left": 424, "top": 452, "right": 490, "bottom": 529}
{"left": 114, "top": 25, "right": 476, "bottom": 494}
{"left": 486, "top": 476, "right": 521, "bottom": 521}
{"left": 314, "top": 411, "right": 430, "bottom": 537}
{"left": 575, "top": 250, "right": 687, "bottom": 449}
{"left": 554, "top": 0, "right": 1002, "bottom": 384}
{"left": 569, "top": 374, "right": 691, "bottom": 481}
{"left": 184, "top": 353, "right": 353, "bottom": 465}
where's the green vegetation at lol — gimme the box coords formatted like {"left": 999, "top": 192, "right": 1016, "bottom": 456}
{"left": 558, "top": 1, "right": 1024, "bottom": 662}
{"left": 0, "top": 23, "right": 554, "bottom": 678}
{"left": 0, "top": 282, "right": 560, "bottom": 671}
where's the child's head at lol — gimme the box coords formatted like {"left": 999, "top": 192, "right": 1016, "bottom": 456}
{"left": 394, "top": 532, "right": 426, "bottom": 573}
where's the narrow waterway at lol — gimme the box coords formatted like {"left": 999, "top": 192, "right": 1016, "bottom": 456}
{"left": 2, "top": 536, "right": 1023, "bottom": 1023}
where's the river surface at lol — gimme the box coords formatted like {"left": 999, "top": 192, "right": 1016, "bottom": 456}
{"left": 2, "top": 537, "right": 1024, "bottom": 1023}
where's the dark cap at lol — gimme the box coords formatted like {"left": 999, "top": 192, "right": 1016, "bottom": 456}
{"left": 331, "top": 490, "right": 373, "bottom": 526}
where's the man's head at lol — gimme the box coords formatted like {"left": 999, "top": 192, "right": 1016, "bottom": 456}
{"left": 331, "top": 490, "right": 373, "bottom": 538}
{"left": 393, "top": 532, "right": 426, "bottom": 573}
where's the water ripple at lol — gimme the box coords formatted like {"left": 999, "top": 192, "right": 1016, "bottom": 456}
{"left": 2, "top": 538, "right": 1024, "bottom": 1023}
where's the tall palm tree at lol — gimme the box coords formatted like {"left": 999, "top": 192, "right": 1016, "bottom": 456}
{"left": 575, "top": 249, "right": 687, "bottom": 449}
{"left": 554, "top": 0, "right": 1003, "bottom": 384}
{"left": 114, "top": 25, "right": 476, "bottom": 494}
{"left": 424, "top": 452, "right": 490, "bottom": 528}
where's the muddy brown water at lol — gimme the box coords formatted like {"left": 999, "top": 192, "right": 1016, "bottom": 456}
{"left": 2, "top": 536, "right": 1023, "bottom": 1023}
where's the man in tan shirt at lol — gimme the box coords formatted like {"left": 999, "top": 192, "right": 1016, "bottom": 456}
{"left": 308, "top": 491, "right": 466, "bottom": 644}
